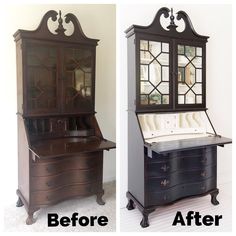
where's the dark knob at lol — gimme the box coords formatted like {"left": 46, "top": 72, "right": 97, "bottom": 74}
{"left": 201, "top": 157, "right": 207, "bottom": 164}
{"left": 201, "top": 185, "right": 206, "bottom": 190}
{"left": 46, "top": 166, "right": 53, "bottom": 173}
{"left": 46, "top": 181, "right": 53, "bottom": 187}
{"left": 163, "top": 195, "right": 168, "bottom": 201}
{"left": 57, "top": 119, "right": 63, "bottom": 124}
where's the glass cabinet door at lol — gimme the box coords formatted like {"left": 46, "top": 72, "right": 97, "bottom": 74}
{"left": 177, "top": 44, "right": 204, "bottom": 106}
{"left": 139, "top": 40, "right": 170, "bottom": 108}
{"left": 26, "top": 44, "right": 58, "bottom": 113}
{"left": 63, "top": 47, "right": 94, "bottom": 112}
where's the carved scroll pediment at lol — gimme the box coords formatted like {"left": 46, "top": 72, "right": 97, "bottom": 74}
{"left": 125, "top": 7, "right": 209, "bottom": 42}
{"left": 14, "top": 10, "right": 99, "bottom": 45}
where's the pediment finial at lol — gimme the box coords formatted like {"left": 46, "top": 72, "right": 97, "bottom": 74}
{"left": 167, "top": 8, "right": 178, "bottom": 30}
{"left": 55, "top": 10, "right": 66, "bottom": 35}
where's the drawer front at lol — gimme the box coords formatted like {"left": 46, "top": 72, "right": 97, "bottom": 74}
{"left": 146, "top": 165, "right": 216, "bottom": 192}
{"left": 31, "top": 167, "right": 102, "bottom": 191}
{"left": 31, "top": 152, "right": 102, "bottom": 177}
{"left": 31, "top": 182, "right": 101, "bottom": 205}
{"left": 148, "top": 146, "right": 216, "bottom": 163}
{"left": 147, "top": 154, "right": 216, "bottom": 177}
{"left": 146, "top": 177, "right": 216, "bottom": 206}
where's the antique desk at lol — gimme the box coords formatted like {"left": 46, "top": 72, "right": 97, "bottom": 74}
{"left": 14, "top": 10, "right": 115, "bottom": 225}
{"left": 125, "top": 7, "right": 232, "bottom": 227}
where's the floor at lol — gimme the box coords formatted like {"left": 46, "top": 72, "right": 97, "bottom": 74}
{"left": 4, "top": 181, "right": 116, "bottom": 232}
{"left": 120, "top": 178, "right": 232, "bottom": 232}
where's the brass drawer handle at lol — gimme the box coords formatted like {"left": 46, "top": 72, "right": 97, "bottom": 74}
{"left": 161, "top": 164, "right": 170, "bottom": 172}
{"left": 201, "top": 171, "right": 206, "bottom": 177}
{"left": 161, "top": 179, "right": 170, "bottom": 187}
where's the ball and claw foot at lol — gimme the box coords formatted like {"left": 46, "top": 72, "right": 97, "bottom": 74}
{"left": 126, "top": 199, "right": 135, "bottom": 210}
{"left": 96, "top": 193, "right": 105, "bottom": 205}
{"left": 211, "top": 190, "right": 219, "bottom": 205}
{"left": 26, "top": 213, "right": 36, "bottom": 225}
{"left": 140, "top": 214, "right": 149, "bottom": 228}
{"left": 16, "top": 197, "right": 24, "bottom": 207}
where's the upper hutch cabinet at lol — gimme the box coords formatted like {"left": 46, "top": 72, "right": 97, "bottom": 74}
{"left": 15, "top": 11, "right": 97, "bottom": 116}
{"left": 14, "top": 10, "right": 115, "bottom": 225}
{"left": 126, "top": 8, "right": 208, "bottom": 112}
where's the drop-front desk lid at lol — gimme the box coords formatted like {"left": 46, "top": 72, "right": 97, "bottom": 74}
{"left": 145, "top": 136, "right": 232, "bottom": 154}
{"left": 29, "top": 136, "right": 116, "bottom": 159}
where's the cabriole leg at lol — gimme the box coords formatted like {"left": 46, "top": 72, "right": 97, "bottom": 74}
{"left": 16, "top": 197, "right": 24, "bottom": 207}
{"left": 96, "top": 191, "right": 105, "bottom": 205}
{"left": 126, "top": 198, "right": 135, "bottom": 210}
{"left": 26, "top": 212, "right": 36, "bottom": 225}
{"left": 211, "top": 189, "right": 219, "bottom": 205}
{"left": 140, "top": 212, "right": 150, "bottom": 228}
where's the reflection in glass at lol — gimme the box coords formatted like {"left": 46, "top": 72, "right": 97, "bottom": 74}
{"left": 140, "top": 81, "right": 153, "bottom": 94}
{"left": 140, "top": 65, "right": 148, "bottom": 80}
{"left": 149, "top": 90, "right": 161, "bottom": 104}
{"left": 140, "top": 40, "right": 148, "bottom": 50}
{"left": 177, "top": 44, "right": 203, "bottom": 105}
{"left": 185, "top": 46, "right": 195, "bottom": 60}
{"left": 185, "top": 64, "right": 195, "bottom": 86}
{"left": 149, "top": 41, "right": 161, "bottom": 56}
{"left": 162, "top": 67, "right": 169, "bottom": 81}
{"left": 162, "top": 43, "right": 169, "bottom": 53}
{"left": 140, "top": 51, "right": 153, "bottom": 64}
{"left": 149, "top": 60, "right": 161, "bottom": 85}
{"left": 157, "top": 53, "right": 169, "bottom": 65}
{"left": 158, "top": 82, "right": 169, "bottom": 94}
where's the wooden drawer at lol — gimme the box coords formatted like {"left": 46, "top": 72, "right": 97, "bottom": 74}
{"left": 146, "top": 165, "right": 216, "bottom": 192}
{"left": 31, "top": 152, "right": 102, "bottom": 177}
{"left": 146, "top": 154, "right": 216, "bottom": 177}
{"left": 31, "top": 182, "right": 102, "bottom": 205}
{"left": 146, "top": 177, "right": 216, "bottom": 206}
{"left": 31, "top": 167, "right": 102, "bottom": 191}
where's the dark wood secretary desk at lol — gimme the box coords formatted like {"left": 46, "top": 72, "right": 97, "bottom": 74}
{"left": 14, "top": 10, "right": 116, "bottom": 225}
{"left": 125, "top": 7, "right": 232, "bottom": 228}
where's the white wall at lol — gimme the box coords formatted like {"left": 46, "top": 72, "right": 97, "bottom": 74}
{"left": 119, "top": 4, "right": 232, "bottom": 207}
{"left": 0, "top": 4, "right": 116, "bottom": 205}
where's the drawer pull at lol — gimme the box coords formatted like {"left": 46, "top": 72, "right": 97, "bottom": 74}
{"left": 161, "top": 164, "right": 170, "bottom": 172}
{"left": 46, "top": 166, "right": 53, "bottom": 172}
{"left": 161, "top": 179, "right": 170, "bottom": 187}
{"left": 201, "top": 171, "right": 206, "bottom": 177}
{"left": 163, "top": 195, "right": 168, "bottom": 201}
{"left": 46, "top": 181, "right": 53, "bottom": 187}
{"left": 201, "top": 157, "right": 207, "bottom": 164}
{"left": 46, "top": 195, "right": 52, "bottom": 201}
{"left": 200, "top": 185, "right": 206, "bottom": 190}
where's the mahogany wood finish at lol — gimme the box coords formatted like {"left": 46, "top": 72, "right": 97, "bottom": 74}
{"left": 126, "top": 7, "right": 232, "bottom": 228}
{"left": 14, "top": 10, "right": 115, "bottom": 225}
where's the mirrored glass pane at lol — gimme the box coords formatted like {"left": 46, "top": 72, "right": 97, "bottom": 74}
{"left": 178, "top": 83, "right": 189, "bottom": 94}
{"left": 196, "top": 47, "right": 202, "bottom": 56}
{"left": 149, "top": 90, "right": 161, "bottom": 104}
{"left": 140, "top": 95, "right": 148, "bottom": 105}
{"left": 140, "top": 51, "right": 153, "bottom": 64}
{"left": 140, "top": 65, "right": 148, "bottom": 81}
{"left": 157, "top": 53, "right": 169, "bottom": 65}
{"left": 149, "top": 41, "right": 161, "bottom": 56}
{"left": 158, "top": 82, "right": 169, "bottom": 94}
{"left": 162, "top": 43, "right": 169, "bottom": 53}
{"left": 192, "top": 83, "right": 202, "bottom": 95}
{"left": 196, "top": 69, "right": 202, "bottom": 82}
{"left": 196, "top": 95, "right": 202, "bottom": 104}
{"left": 192, "top": 57, "right": 202, "bottom": 68}
{"left": 185, "top": 64, "right": 195, "bottom": 86}
{"left": 140, "top": 40, "right": 148, "bottom": 50}
{"left": 185, "top": 90, "right": 195, "bottom": 104}
{"left": 178, "top": 55, "right": 189, "bottom": 67}
{"left": 185, "top": 46, "right": 195, "bottom": 60}
{"left": 149, "top": 60, "right": 161, "bottom": 85}
{"left": 178, "top": 95, "right": 184, "bottom": 104}
{"left": 162, "top": 67, "right": 169, "bottom": 81}
{"left": 178, "top": 67, "right": 185, "bottom": 82}
{"left": 162, "top": 95, "right": 169, "bottom": 104}
{"left": 140, "top": 81, "right": 153, "bottom": 94}
{"left": 178, "top": 45, "right": 184, "bottom": 54}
